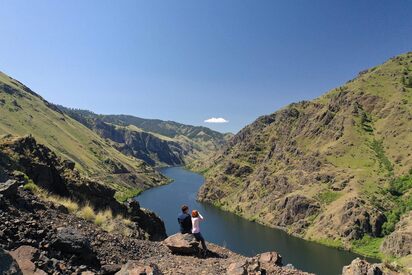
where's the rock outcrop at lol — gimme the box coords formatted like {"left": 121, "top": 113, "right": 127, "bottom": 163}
{"left": 0, "top": 135, "right": 167, "bottom": 241}
{"left": 342, "top": 258, "right": 383, "bottom": 275}
{"left": 163, "top": 233, "right": 200, "bottom": 254}
{"left": 381, "top": 211, "right": 412, "bottom": 257}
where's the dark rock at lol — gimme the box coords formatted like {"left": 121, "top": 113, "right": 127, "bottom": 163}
{"left": 115, "top": 261, "right": 160, "bottom": 275}
{"left": 50, "top": 227, "right": 99, "bottom": 268}
{"left": 56, "top": 204, "right": 69, "bottom": 214}
{"left": 101, "top": 264, "right": 122, "bottom": 275}
{"left": 163, "top": 233, "right": 199, "bottom": 254}
{"left": 338, "top": 199, "right": 386, "bottom": 240}
{"left": 0, "top": 180, "right": 19, "bottom": 198}
{"left": 124, "top": 199, "right": 140, "bottom": 214}
{"left": 62, "top": 160, "right": 75, "bottom": 170}
{"left": 277, "top": 195, "right": 320, "bottom": 226}
{"left": 0, "top": 248, "right": 22, "bottom": 275}
{"left": 131, "top": 207, "right": 167, "bottom": 241}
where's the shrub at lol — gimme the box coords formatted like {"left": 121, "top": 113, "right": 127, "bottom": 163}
{"left": 79, "top": 205, "right": 96, "bottom": 221}
{"left": 114, "top": 188, "right": 142, "bottom": 203}
{"left": 370, "top": 140, "right": 393, "bottom": 174}
{"left": 60, "top": 198, "right": 79, "bottom": 213}
{"left": 382, "top": 173, "right": 412, "bottom": 235}
{"left": 23, "top": 181, "right": 39, "bottom": 192}
{"left": 94, "top": 209, "right": 113, "bottom": 226}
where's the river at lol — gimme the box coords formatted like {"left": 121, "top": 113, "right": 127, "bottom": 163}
{"left": 136, "top": 167, "right": 376, "bottom": 275}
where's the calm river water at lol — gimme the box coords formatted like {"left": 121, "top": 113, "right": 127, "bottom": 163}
{"left": 136, "top": 167, "right": 376, "bottom": 275}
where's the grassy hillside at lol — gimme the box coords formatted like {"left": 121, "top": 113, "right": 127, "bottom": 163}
{"left": 198, "top": 52, "right": 412, "bottom": 261}
{"left": 55, "top": 106, "right": 232, "bottom": 167}
{"left": 0, "top": 71, "right": 167, "bottom": 200}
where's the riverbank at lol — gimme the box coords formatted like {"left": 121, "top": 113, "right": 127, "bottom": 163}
{"left": 189, "top": 166, "right": 386, "bottom": 260}
{"left": 137, "top": 167, "right": 385, "bottom": 275}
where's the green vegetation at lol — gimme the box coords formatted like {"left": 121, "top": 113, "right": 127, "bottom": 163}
{"left": 314, "top": 238, "right": 344, "bottom": 249}
{"left": 360, "top": 111, "right": 373, "bottom": 132}
{"left": 316, "top": 190, "right": 342, "bottom": 205}
{"left": 352, "top": 235, "right": 384, "bottom": 259}
{"left": 382, "top": 173, "right": 412, "bottom": 235}
{"left": 114, "top": 187, "right": 143, "bottom": 203}
{"left": 370, "top": 139, "right": 393, "bottom": 174}
{"left": 388, "top": 172, "right": 412, "bottom": 197}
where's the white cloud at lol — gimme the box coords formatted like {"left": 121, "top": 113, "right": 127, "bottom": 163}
{"left": 204, "top": 117, "right": 229, "bottom": 123}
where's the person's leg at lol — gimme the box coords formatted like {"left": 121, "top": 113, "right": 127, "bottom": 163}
{"left": 197, "top": 232, "right": 207, "bottom": 250}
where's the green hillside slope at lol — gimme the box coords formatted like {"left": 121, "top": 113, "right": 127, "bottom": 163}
{"left": 0, "top": 71, "right": 167, "bottom": 200}
{"left": 198, "top": 52, "right": 412, "bottom": 260}
{"left": 54, "top": 106, "right": 232, "bottom": 167}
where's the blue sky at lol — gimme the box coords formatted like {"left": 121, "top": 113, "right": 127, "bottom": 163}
{"left": 0, "top": 1, "right": 411, "bottom": 133}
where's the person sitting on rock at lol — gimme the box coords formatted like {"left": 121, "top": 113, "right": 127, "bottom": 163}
{"left": 177, "top": 204, "right": 192, "bottom": 234}
{"left": 191, "top": 210, "right": 207, "bottom": 252}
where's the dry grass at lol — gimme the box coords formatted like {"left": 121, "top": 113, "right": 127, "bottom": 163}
{"left": 79, "top": 204, "right": 96, "bottom": 221}
{"left": 94, "top": 209, "right": 113, "bottom": 226}
{"left": 24, "top": 181, "right": 136, "bottom": 236}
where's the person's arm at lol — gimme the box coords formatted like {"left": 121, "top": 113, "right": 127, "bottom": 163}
{"left": 199, "top": 213, "right": 204, "bottom": 220}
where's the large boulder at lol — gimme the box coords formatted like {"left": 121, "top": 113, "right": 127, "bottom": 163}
{"left": 342, "top": 258, "right": 383, "bottom": 275}
{"left": 50, "top": 227, "right": 99, "bottom": 267}
{"left": 0, "top": 248, "right": 22, "bottom": 275}
{"left": 126, "top": 200, "right": 167, "bottom": 241}
{"left": 10, "top": 246, "right": 47, "bottom": 275}
{"left": 163, "top": 233, "right": 199, "bottom": 254}
{"left": 226, "top": 258, "right": 261, "bottom": 275}
{"left": 115, "top": 261, "right": 160, "bottom": 275}
{"left": 257, "top": 251, "right": 282, "bottom": 268}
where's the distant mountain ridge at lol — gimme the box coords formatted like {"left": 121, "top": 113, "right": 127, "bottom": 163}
{"left": 0, "top": 71, "right": 168, "bottom": 200}
{"left": 55, "top": 105, "right": 232, "bottom": 167}
{"left": 198, "top": 52, "right": 412, "bottom": 261}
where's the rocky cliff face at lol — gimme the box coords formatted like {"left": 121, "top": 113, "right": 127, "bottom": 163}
{"left": 56, "top": 106, "right": 232, "bottom": 167}
{"left": 0, "top": 135, "right": 167, "bottom": 241}
{"left": 381, "top": 211, "right": 412, "bottom": 258}
{"left": 199, "top": 52, "right": 412, "bottom": 255}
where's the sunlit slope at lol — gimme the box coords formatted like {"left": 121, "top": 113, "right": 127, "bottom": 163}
{"left": 199, "top": 52, "right": 412, "bottom": 257}
{"left": 0, "top": 71, "right": 167, "bottom": 198}
{"left": 55, "top": 106, "right": 233, "bottom": 167}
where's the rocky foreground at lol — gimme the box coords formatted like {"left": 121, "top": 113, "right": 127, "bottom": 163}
{"left": 0, "top": 184, "right": 312, "bottom": 274}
